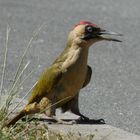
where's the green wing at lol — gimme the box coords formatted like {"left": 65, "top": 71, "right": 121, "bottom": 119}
{"left": 28, "top": 65, "right": 62, "bottom": 104}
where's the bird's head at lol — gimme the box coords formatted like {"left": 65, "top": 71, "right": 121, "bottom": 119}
{"left": 68, "top": 21, "right": 122, "bottom": 47}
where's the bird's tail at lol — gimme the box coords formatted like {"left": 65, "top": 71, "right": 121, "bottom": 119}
{"left": 4, "top": 110, "right": 26, "bottom": 127}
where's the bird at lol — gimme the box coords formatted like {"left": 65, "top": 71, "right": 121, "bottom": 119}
{"left": 5, "top": 21, "right": 122, "bottom": 127}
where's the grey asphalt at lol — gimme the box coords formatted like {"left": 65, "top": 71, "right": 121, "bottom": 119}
{"left": 0, "top": 0, "right": 140, "bottom": 135}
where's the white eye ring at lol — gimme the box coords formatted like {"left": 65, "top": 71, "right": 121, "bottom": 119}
{"left": 86, "top": 26, "right": 93, "bottom": 33}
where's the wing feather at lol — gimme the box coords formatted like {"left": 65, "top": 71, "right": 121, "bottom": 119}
{"left": 28, "top": 65, "right": 62, "bottom": 104}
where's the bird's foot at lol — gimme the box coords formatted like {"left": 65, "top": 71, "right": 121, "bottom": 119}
{"left": 78, "top": 116, "right": 90, "bottom": 122}
{"left": 91, "top": 118, "right": 105, "bottom": 124}
{"left": 76, "top": 117, "right": 105, "bottom": 124}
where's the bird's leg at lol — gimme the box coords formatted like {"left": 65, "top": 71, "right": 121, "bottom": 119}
{"left": 61, "top": 94, "right": 89, "bottom": 123}
{"left": 70, "top": 95, "right": 105, "bottom": 124}
{"left": 61, "top": 94, "right": 105, "bottom": 124}
{"left": 69, "top": 94, "right": 90, "bottom": 121}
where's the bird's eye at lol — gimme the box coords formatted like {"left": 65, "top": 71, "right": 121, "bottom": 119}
{"left": 86, "top": 26, "right": 94, "bottom": 33}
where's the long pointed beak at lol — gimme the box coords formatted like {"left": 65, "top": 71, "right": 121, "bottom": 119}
{"left": 97, "top": 30, "right": 123, "bottom": 42}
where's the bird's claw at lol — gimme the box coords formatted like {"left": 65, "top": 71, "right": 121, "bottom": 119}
{"left": 77, "top": 117, "right": 105, "bottom": 124}
{"left": 95, "top": 118, "right": 105, "bottom": 124}
{"left": 98, "top": 118, "right": 105, "bottom": 124}
{"left": 77, "top": 116, "right": 90, "bottom": 122}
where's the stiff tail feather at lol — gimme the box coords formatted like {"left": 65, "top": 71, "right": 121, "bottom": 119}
{"left": 5, "top": 110, "right": 26, "bottom": 127}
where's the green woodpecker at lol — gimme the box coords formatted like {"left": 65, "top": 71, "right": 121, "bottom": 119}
{"left": 5, "top": 21, "right": 122, "bottom": 127}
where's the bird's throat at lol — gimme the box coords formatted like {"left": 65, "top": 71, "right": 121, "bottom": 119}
{"left": 61, "top": 45, "right": 89, "bottom": 70}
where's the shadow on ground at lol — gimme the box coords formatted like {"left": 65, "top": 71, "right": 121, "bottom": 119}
{"left": 22, "top": 117, "right": 106, "bottom": 125}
